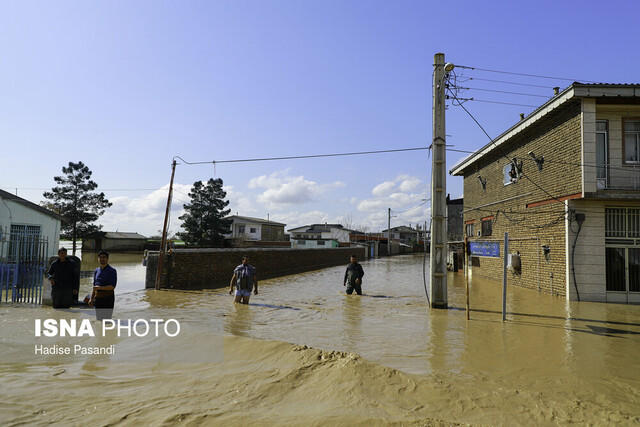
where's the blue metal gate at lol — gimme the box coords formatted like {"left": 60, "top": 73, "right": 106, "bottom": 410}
{"left": 0, "top": 227, "right": 49, "bottom": 303}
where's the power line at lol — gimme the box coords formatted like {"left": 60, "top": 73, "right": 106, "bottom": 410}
{"left": 392, "top": 198, "right": 430, "bottom": 214}
{"left": 455, "top": 65, "right": 599, "bottom": 83}
{"left": 174, "top": 147, "right": 430, "bottom": 165}
{"left": 459, "top": 86, "right": 551, "bottom": 99}
{"left": 469, "top": 77, "right": 557, "bottom": 89}
{"left": 447, "top": 96, "right": 540, "bottom": 108}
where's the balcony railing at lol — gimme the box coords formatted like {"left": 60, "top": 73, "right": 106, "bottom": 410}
{"left": 597, "top": 163, "right": 640, "bottom": 190}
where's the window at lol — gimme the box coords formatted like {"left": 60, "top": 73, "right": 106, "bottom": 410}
{"left": 596, "top": 121, "right": 608, "bottom": 184}
{"left": 238, "top": 225, "right": 245, "bottom": 234}
{"left": 8, "top": 224, "right": 41, "bottom": 263}
{"left": 481, "top": 217, "right": 493, "bottom": 236}
{"left": 317, "top": 240, "right": 325, "bottom": 246}
{"left": 606, "top": 207, "right": 640, "bottom": 238}
{"left": 465, "top": 223, "right": 474, "bottom": 237}
{"left": 298, "top": 240, "right": 306, "bottom": 245}
{"left": 605, "top": 208, "right": 640, "bottom": 293}
{"left": 250, "top": 228, "right": 257, "bottom": 233}
{"left": 503, "top": 163, "right": 516, "bottom": 185}
{"left": 606, "top": 247, "right": 640, "bottom": 293}
{"left": 624, "top": 120, "right": 640, "bottom": 163}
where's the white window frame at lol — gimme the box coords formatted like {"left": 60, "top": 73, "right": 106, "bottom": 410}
{"left": 624, "top": 119, "right": 640, "bottom": 164}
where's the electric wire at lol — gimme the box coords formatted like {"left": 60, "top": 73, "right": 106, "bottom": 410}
{"left": 469, "top": 77, "right": 558, "bottom": 89}
{"left": 173, "top": 147, "right": 430, "bottom": 165}
{"left": 455, "top": 65, "right": 599, "bottom": 83}
{"left": 459, "top": 86, "right": 552, "bottom": 99}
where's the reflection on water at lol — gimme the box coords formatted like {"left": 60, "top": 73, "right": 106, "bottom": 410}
{"left": 2, "top": 253, "right": 640, "bottom": 424}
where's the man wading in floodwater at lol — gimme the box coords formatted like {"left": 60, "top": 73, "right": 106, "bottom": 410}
{"left": 343, "top": 254, "right": 365, "bottom": 295}
{"left": 229, "top": 255, "right": 258, "bottom": 304}
{"left": 90, "top": 251, "right": 117, "bottom": 320}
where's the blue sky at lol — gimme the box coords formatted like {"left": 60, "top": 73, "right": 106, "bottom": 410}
{"left": 1, "top": 1, "right": 638, "bottom": 236}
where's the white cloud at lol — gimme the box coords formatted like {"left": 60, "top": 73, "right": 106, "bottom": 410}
{"left": 372, "top": 181, "right": 395, "bottom": 196}
{"left": 248, "top": 170, "right": 344, "bottom": 209}
{"left": 355, "top": 174, "right": 429, "bottom": 230}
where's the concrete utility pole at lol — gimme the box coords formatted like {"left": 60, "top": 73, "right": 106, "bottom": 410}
{"left": 429, "top": 53, "right": 452, "bottom": 308}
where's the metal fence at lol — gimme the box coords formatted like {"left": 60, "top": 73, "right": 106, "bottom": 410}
{"left": 0, "top": 227, "right": 49, "bottom": 303}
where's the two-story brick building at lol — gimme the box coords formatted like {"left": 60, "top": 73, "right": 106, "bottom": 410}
{"left": 450, "top": 83, "right": 640, "bottom": 303}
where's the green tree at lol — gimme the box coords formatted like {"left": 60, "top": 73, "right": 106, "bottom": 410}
{"left": 179, "top": 178, "right": 232, "bottom": 247}
{"left": 43, "top": 161, "right": 112, "bottom": 255}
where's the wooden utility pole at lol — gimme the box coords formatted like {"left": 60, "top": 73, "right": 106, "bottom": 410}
{"left": 429, "top": 53, "right": 451, "bottom": 308}
{"left": 155, "top": 160, "right": 177, "bottom": 290}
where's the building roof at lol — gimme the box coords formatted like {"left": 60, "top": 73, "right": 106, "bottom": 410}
{"left": 288, "top": 223, "right": 350, "bottom": 233}
{"left": 382, "top": 225, "right": 419, "bottom": 233}
{"left": 450, "top": 83, "right": 640, "bottom": 176}
{"left": 226, "top": 215, "right": 286, "bottom": 226}
{"left": 88, "top": 231, "right": 148, "bottom": 240}
{"left": 0, "top": 188, "right": 65, "bottom": 221}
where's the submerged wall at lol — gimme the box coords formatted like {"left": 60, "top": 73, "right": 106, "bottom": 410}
{"left": 145, "top": 247, "right": 366, "bottom": 290}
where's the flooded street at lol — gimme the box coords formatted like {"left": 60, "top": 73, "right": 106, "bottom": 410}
{"left": 2, "top": 253, "right": 640, "bottom": 425}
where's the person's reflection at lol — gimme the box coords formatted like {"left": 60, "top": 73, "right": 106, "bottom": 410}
{"left": 341, "top": 296, "right": 363, "bottom": 348}
{"left": 226, "top": 303, "right": 254, "bottom": 337}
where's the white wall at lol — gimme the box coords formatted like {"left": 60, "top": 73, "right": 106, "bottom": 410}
{"left": 0, "top": 196, "right": 61, "bottom": 258}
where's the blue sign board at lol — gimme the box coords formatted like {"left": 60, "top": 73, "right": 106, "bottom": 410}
{"left": 469, "top": 241, "right": 501, "bottom": 257}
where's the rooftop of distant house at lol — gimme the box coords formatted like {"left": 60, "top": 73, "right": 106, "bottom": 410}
{"left": 226, "top": 215, "right": 286, "bottom": 226}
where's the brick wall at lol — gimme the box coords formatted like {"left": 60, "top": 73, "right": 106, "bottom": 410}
{"left": 462, "top": 103, "right": 582, "bottom": 296}
{"left": 145, "top": 247, "right": 366, "bottom": 290}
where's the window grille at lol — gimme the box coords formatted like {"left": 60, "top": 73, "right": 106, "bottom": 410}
{"left": 606, "top": 207, "right": 640, "bottom": 238}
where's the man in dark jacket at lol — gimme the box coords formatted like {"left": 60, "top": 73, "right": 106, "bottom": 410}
{"left": 47, "top": 248, "right": 78, "bottom": 308}
{"left": 343, "top": 254, "right": 365, "bottom": 295}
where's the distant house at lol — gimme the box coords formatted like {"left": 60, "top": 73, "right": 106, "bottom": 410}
{"left": 225, "top": 215, "right": 287, "bottom": 241}
{"left": 82, "top": 231, "right": 148, "bottom": 252}
{"left": 288, "top": 223, "right": 353, "bottom": 248}
{"left": 381, "top": 225, "right": 420, "bottom": 245}
{"left": 0, "top": 189, "right": 63, "bottom": 259}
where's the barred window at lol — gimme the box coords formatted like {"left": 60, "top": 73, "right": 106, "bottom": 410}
{"left": 606, "top": 207, "right": 640, "bottom": 238}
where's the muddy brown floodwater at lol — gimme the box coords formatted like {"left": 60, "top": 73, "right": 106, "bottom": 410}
{"left": 1, "top": 253, "right": 639, "bottom": 425}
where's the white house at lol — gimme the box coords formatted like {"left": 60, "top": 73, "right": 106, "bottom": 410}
{"left": 288, "top": 223, "right": 354, "bottom": 248}
{"left": 225, "top": 215, "right": 287, "bottom": 241}
{"left": 0, "top": 189, "right": 63, "bottom": 259}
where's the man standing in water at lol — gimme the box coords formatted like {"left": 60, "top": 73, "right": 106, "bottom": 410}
{"left": 229, "top": 255, "right": 258, "bottom": 304}
{"left": 343, "top": 254, "right": 365, "bottom": 295}
{"left": 90, "top": 251, "right": 117, "bottom": 320}
{"left": 47, "top": 247, "right": 78, "bottom": 308}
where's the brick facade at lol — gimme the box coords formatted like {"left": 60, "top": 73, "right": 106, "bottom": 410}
{"left": 461, "top": 103, "right": 582, "bottom": 296}
{"left": 145, "top": 247, "right": 366, "bottom": 290}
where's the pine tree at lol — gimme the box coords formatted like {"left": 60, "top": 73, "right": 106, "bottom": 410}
{"left": 43, "top": 161, "right": 112, "bottom": 255}
{"left": 179, "top": 178, "right": 232, "bottom": 247}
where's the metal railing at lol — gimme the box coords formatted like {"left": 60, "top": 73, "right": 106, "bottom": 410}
{"left": 0, "top": 227, "right": 49, "bottom": 303}
{"left": 598, "top": 163, "right": 640, "bottom": 190}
